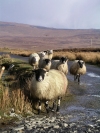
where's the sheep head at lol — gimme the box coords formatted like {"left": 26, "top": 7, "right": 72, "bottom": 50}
{"left": 47, "top": 50, "right": 53, "bottom": 54}
{"left": 32, "top": 69, "right": 48, "bottom": 82}
{"left": 78, "top": 60, "right": 84, "bottom": 68}
{"left": 43, "top": 59, "right": 51, "bottom": 65}
{"left": 60, "top": 57, "right": 68, "bottom": 64}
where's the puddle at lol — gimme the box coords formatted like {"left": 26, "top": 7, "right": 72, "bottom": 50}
{"left": 66, "top": 106, "right": 85, "bottom": 112}
{"left": 88, "top": 95, "right": 100, "bottom": 98}
{"left": 87, "top": 72, "right": 100, "bottom": 78}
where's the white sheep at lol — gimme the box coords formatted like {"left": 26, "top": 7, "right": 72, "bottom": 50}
{"left": 29, "top": 53, "right": 40, "bottom": 69}
{"left": 0, "top": 66, "right": 5, "bottom": 79}
{"left": 38, "top": 51, "right": 47, "bottom": 68}
{"left": 69, "top": 60, "right": 86, "bottom": 83}
{"left": 38, "top": 50, "right": 53, "bottom": 69}
{"left": 38, "top": 51, "right": 47, "bottom": 59}
{"left": 40, "top": 59, "right": 51, "bottom": 71}
{"left": 30, "top": 68, "right": 68, "bottom": 114}
{"left": 51, "top": 57, "right": 68, "bottom": 75}
{"left": 47, "top": 49, "right": 53, "bottom": 60}
{"left": 38, "top": 50, "right": 53, "bottom": 60}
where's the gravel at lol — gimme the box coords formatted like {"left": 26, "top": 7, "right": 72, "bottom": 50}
{"left": 0, "top": 111, "right": 100, "bottom": 133}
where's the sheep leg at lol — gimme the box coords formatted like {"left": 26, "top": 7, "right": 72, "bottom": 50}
{"left": 51, "top": 100, "right": 57, "bottom": 112}
{"left": 78, "top": 74, "right": 80, "bottom": 83}
{"left": 74, "top": 75, "right": 76, "bottom": 81}
{"left": 45, "top": 101, "right": 49, "bottom": 113}
{"left": 38, "top": 100, "right": 41, "bottom": 114}
{"left": 56, "top": 97, "right": 61, "bottom": 112}
{"left": 74, "top": 75, "right": 78, "bottom": 81}
{"left": 33, "top": 66, "right": 35, "bottom": 70}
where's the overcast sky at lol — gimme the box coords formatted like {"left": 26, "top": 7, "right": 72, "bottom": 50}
{"left": 0, "top": 0, "right": 100, "bottom": 29}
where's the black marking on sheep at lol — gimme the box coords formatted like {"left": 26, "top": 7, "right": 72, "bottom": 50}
{"left": 78, "top": 60, "right": 84, "bottom": 68}
{"left": 44, "top": 59, "right": 51, "bottom": 64}
{"left": 32, "top": 68, "right": 46, "bottom": 82}
{"left": 60, "top": 57, "right": 68, "bottom": 64}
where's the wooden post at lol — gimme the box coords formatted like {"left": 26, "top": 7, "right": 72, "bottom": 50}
{"left": 0, "top": 66, "right": 5, "bottom": 79}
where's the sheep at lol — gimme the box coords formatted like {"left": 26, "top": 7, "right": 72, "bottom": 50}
{"left": 38, "top": 49, "right": 53, "bottom": 60}
{"left": 38, "top": 51, "right": 47, "bottom": 60}
{"left": 51, "top": 57, "right": 68, "bottom": 75}
{"left": 0, "top": 63, "right": 15, "bottom": 79}
{"left": 38, "top": 51, "right": 47, "bottom": 68}
{"left": 0, "top": 66, "right": 5, "bottom": 79}
{"left": 69, "top": 60, "right": 86, "bottom": 83}
{"left": 40, "top": 59, "right": 51, "bottom": 71}
{"left": 38, "top": 50, "right": 53, "bottom": 69}
{"left": 29, "top": 53, "right": 40, "bottom": 69}
{"left": 47, "top": 49, "right": 53, "bottom": 60}
{"left": 1, "top": 63, "right": 15, "bottom": 73}
{"left": 30, "top": 68, "right": 68, "bottom": 114}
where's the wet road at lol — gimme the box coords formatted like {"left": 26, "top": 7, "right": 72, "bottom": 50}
{"left": 0, "top": 52, "right": 100, "bottom": 123}
{"left": 60, "top": 61, "right": 100, "bottom": 123}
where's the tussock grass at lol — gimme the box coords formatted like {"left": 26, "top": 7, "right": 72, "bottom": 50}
{"left": 0, "top": 87, "right": 33, "bottom": 124}
{"left": 53, "top": 51, "right": 100, "bottom": 66}
{"left": 0, "top": 55, "right": 34, "bottom": 124}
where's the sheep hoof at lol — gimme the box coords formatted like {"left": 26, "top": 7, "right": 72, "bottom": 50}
{"left": 45, "top": 101, "right": 49, "bottom": 113}
{"left": 56, "top": 105, "right": 60, "bottom": 112}
{"left": 38, "top": 109, "right": 41, "bottom": 115}
{"left": 38, "top": 100, "right": 41, "bottom": 115}
{"left": 46, "top": 108, "right": 49, "bottom": 113}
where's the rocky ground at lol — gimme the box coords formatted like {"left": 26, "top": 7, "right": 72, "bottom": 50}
{"left": 0, "top": 111, "right": 100, "bottom": 133}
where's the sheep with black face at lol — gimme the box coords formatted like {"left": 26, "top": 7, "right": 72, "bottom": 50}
{"left": 30, "top": 68, "right": 68, "bottom": 114}
{"left": 40, "top": 59, "right": 51, "bottom": 71}
{"left": 38, "top": 50, "right": 53, "bottom": 68}
{"left": 69, "top": 60, "right": 86, "bottom": 83}
{"left": 51, "top": 57, "right": 68, "bottom": 75}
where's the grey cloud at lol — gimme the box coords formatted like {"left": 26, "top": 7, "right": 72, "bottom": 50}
{"left": 0, "top": 0, "right": 100, "bottom": 29}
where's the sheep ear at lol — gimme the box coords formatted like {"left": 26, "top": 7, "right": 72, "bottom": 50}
{"left": 65, "top": 57, "right": 68, "bottom": 61}
{"left": 82, "top": 61, "right": 85, "bottom": 64}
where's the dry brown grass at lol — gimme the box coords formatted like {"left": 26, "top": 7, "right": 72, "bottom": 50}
{"left": 10, "top": 49, "right": 32, "bottom": 56}
{"left": 0, "top": 55, "right": 33, "bottom": 121}
{"left": 53, "top": 51, "right": 76, "bottom": 60}
{"left": 53, "top": 51, "right": 100, "bottom": 65}
{"left": 0, "top": 86, "right": 32, "bottom": 114}
{"left": 0, "top": 47, "right": 100, "bottom": 65}
{"left": 75, "top": 52, "right": 100, "bottom": 64}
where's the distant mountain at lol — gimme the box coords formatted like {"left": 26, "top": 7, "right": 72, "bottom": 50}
{"left": 0, "top": 21, "right": 100, "bottom": 51}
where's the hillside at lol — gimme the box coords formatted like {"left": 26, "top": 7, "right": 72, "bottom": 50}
{"left": 0, "top": 21, "right": 100, "bottom": 51}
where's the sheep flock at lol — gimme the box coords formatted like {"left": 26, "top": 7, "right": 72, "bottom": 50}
{"left": 28, "top": 49, "right": 87, "bottom": 114}
{"left": 0, "top": 49, "right": 87, "bottom": 114}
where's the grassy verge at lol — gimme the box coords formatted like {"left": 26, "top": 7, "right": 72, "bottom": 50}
{"left": 0, "top": 54, "right": 34, "bottom": 125}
